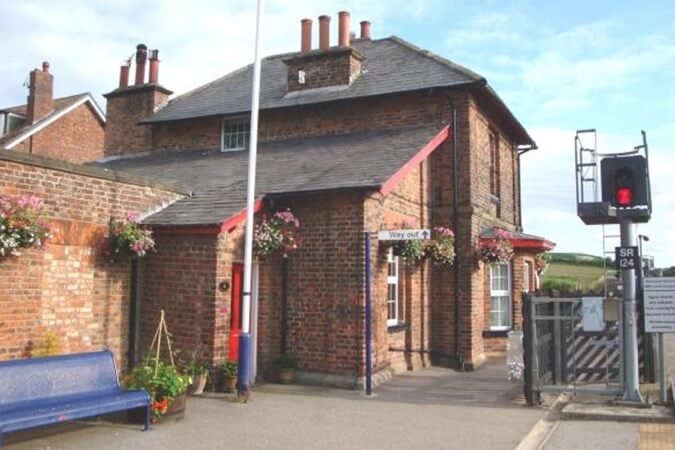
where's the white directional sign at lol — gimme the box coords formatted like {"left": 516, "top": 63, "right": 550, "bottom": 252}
{"left": 377, "top": 229, "right": 430, "bottom": 241}
{"left": 644, "top": 277, "right": 675, "bottom": 333}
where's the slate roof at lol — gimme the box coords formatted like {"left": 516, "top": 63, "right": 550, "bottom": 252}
{"left": 97, "top": 125, "right": 443, "bottom": 226}
{"left": 0, "top": 93, "right": 105, "bottom": 148}
{"left": 1, "top": 94, "right": 82, "bottom": 116}
{"left": 145, "top": 37, "right": 483, "bottom": 123}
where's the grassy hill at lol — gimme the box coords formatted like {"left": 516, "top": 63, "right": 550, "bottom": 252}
{"left": 541, "top": 252, "right": 610, "bottom": 292}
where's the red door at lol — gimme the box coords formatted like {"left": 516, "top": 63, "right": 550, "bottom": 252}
{"left": 228, "top": 263, "right": 243, "bottom": 361}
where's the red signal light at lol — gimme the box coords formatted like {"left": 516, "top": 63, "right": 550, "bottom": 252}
{"left": 616, "top": 187, "right": 633, "bottom": 206}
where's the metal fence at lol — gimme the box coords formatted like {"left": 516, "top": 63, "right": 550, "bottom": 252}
{"left": 523, "top": 294, "right": 627, "bottom": 405}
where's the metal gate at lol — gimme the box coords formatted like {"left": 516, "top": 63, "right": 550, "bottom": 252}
{"left": 523, "top": 295, "right": 625, "bottom": 404}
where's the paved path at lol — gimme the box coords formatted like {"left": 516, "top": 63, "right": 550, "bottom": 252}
{"left": 537, "top": 334, "right": 675, "bottom": 450}
{"left": 4, "top": 358, "right": 545, "bottom": 450}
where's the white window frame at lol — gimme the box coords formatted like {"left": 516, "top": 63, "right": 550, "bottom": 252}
{"left": 221, "top": 116, "right": 250, "bottom": 152}
{"left": 386, "top": 248, "right": 399, "bottom": 326}
{"left": 490, "top": 262, "right": 511, "bottom": 330}
{"left": 523, "top": 261, "right": 532, "bottom": 293}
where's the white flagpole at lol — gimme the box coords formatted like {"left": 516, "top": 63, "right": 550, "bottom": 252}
{"left": 238, "top": 0, "right": 264, "bottom": 398}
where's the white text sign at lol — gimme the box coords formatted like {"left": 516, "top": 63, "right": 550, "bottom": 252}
{"left": 644, "top": 277, "right": 675, "bottom": 333}
{"left": 377, "top": 229, "right": 430, "bottom": 241}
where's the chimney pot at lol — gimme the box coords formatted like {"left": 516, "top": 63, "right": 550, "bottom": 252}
{"left": 119, "top": 62, "right": 130, "bottom": 88}
{"left": 149, "top": 49, "right": 160, "bottom": 84}
{"left": 338, "top": 11, "right": 350, "bottom": 48}
{"left": 134, "top": 43, "right": 148, "bottom": 85}
{"left": 360, "top": 21, "right": 371, "bottom": 40}
{"left": 318, "top": 15, "right": 330, "bottom": 50}
{"left": 301, "top": 18, "right": 313, "bottom": 53}
{"left": 42, "top": 61, "right": 50, "bottom": 73}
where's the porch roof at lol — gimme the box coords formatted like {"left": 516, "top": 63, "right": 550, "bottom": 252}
{"left": 478, "top": 228, "right": 556, "bottom": 252}
{"left": 96, "top": 124, "right": 447, "bottom": 227}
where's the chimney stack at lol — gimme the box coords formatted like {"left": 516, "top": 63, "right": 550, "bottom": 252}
{"left": 318, "top": 15, "right": 330, "bottom": 50}
{"left": 118, "top": 61, "right": 130, "bottom": 88}
{"left": 134, "top": 44, "right": 148, "bottom": 85}
{"left": 338, "top": 11, "right": 350, "bottom": 47}
{"left": 360, "top": 21, "right": 371, "bottom": 40}
{"left": 301, "top": 18, "right": 313, "bottom": 53}
{"left": 26, "top": 61, "right": 54, "bottom": 124}
{"left": 148, "top": 49, "right": 160, "bottom": 84}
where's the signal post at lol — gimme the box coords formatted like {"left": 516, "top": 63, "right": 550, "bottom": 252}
{"left": 575, "top": 130, "right": 652, "bottom": 403}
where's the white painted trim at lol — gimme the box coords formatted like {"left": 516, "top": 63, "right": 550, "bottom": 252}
{"left": 3, "top": 93, "right": 106, "bottom": 150}
{"left": 490, "top": 261, "right": 512, "bottom": 330}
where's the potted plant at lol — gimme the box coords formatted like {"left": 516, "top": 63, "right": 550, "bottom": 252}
{"left": 220, "top": 360, "right": 238, "bottom": 392}
{"left": 123, "top": 357, "right": 192, "bottom": 422}
{"left": 185, "top": 354, "right": 210, "bottom": 396}
{"left": 253, "top": 209, "right": 300, "bottom": 258}
{"left": 108, "top": 212, "right": 156, "bottom": 260}
{"left": 392, "top": 239, "right": 425, "bottom": 262}
{"left": 0, "top": 194, "right": 51, "bottom": 259}
{"left": 476, "top": 227, "right": 514, "bottom": 264}
{"left": 276, "top": 353, "right": 297, "bottom": 384}
{"left": 424, "top": 226, "right": 455, "bottom": 265}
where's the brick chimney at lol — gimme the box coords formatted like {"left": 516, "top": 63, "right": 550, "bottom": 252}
{"left": 301, "top": 19, "right": 312, "bottom": 53}
{"left": 284, "top": 12, "right": 364, "bottom": 92}
{"left": 26, "top": 62, "right": 54, "bottom": 124}
{"left": 360, "top": 21, "right": 371, "bottom": 40}
{"left": 104, "top": 44, "right": 172, "bottom": 157}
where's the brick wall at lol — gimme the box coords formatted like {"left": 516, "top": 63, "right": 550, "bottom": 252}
{"left": 13, "top": 103, "right": 104, "bottom": 163}
{"left": 151, "top": 90, "right": 451, "bottom": 153}
{"left": 0, "top": 152, "right": 183, "bottom": 364}
{"left": 138, "top": 231, "right": 220, "bottom": 369}
{"left": 284, "top": 47, "right": 363, "bottom": 91}
{"left": 104, "top": 85, "right": 171, "bottom": 157}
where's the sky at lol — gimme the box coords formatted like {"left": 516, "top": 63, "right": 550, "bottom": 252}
{"left": 1, "top": 0, "right": 674, "bottom": 266}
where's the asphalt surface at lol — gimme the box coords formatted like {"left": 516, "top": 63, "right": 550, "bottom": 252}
{"left": 4, "top": 359, "right": 545, "bottom": 450}
{"left": 542, "top": 421, "right": 639, "bottom": 450}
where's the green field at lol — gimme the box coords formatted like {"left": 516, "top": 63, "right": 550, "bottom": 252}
{"left": 541, "top": 263, "right": 607, "bottom": 291}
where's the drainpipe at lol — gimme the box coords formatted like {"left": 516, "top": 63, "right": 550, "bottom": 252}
{"left": 127, "top": 258, "right": 139, "bottom": 372}
{"left": 450, "top": 102, "right": 463, "bottom": 370}
{"left": 281, "top": 254, "right": 289, "bottom": 353}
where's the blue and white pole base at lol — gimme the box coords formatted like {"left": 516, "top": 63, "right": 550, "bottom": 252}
{"left": 237, "top": 332, "right": 252, "bottom": 399}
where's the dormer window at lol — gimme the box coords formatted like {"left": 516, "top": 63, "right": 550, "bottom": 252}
{"left": 221, "top": 117, "right": 250, "bottom": 152}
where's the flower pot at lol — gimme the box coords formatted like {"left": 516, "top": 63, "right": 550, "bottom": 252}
{"left": 223, "top": 375, "right": 237, "bottom": 393}
{"left": 188, "top": 373, "right": 208, "bottom": 396}
{"left": 278, "top": 368, "right": 294, "bottom": 384}
{"left": 153, "top": 392, "right": 187, "bottom": 424}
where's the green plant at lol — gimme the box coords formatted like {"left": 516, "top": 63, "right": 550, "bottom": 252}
{"left": 221, "top": 360, "right": 238, "bottom": 377}
{"left": 108, "top": 212, "right": 156, "bottom": 259}
{"left": 392, "top": 239, "right": 425, "bottom": 261}
{"left": 185, "top": 353, "right": 210, "bottom": 379}
{"left": 29, "top": 331, "right": 61, "bottom": 357}
{"left": 123, "top": 357, "right": 192, "bottom": 419}
{"left": 275, "top": 353, "right": 297, "bottom": 370}
{"left": 0, "top": 194, "right": 51, "bottom": 259}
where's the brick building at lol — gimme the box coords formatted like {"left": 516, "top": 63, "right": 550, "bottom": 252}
{"left": 0, "top": 62, "right": 105, "bottom": 163}
{"left": 0, "top": 13, "right": 554, "bottom": 387}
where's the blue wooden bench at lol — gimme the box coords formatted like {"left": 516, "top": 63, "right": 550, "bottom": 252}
{"left": 0, "top": 350, "right": 150, "bottom": 448}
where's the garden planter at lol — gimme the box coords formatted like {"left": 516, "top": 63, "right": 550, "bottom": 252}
{"left": 278, "top": 369, "right": 294, "bottom": 384}
{"left": 223, "top": 375, "right": 237, "bottom": 393}
{"left": 154, "top": 393, "right": 187, "bottom": 423}
{"left": 188, "top": 373, "right": 208, "bottom": 396}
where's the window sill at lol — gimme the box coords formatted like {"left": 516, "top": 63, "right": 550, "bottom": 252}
{"left": 483, "top": 329, "right": 511, "bottom": 338}
{"left": 387, "top": 322, "right": 408, "bottom": 333}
